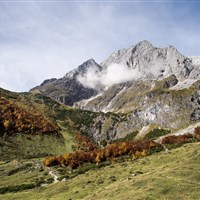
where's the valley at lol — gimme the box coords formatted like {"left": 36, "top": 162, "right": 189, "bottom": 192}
{"left": 0, "top": 40, "right": 200, "bottom": 199}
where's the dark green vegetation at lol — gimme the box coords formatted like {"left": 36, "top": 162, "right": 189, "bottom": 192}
{"left": 111, "top": 131, "right": 138, "bottom": 143}
{"left": 145, "top": 128, "right": 171, "bottom": 139}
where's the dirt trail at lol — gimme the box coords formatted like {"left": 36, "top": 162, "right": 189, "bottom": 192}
{"left": 49, "top": 170, "right": 59, "bottom": 183}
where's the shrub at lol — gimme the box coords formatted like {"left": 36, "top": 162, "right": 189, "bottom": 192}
{"left": 0, "top": 97, "right": 59, "bottom": 135}
{"left": 43, "top": 139, "right": 161, "bottom": 169}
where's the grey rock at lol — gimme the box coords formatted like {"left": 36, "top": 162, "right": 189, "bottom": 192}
{"left": 30, "top": 59, "right": 103, "bottom": 105}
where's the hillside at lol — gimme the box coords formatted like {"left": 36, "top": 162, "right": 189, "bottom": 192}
{"left": 1, "top": 141, "right": 200, "bottom": 200}
{"left": 0, "top": 86, "right": 200, "bottom": 199}
{"left": 0, "top": 88, "right": 77, "bottom": 160}
{"left": 0, "top": 87, "right": 131, "bottom": 158}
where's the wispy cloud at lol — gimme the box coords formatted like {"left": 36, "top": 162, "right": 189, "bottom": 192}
{"left": 77, "top": 63, "right": 142, "bottom": 89}
{"left": 0, "top": 2, "right": 199, "bottom": 91}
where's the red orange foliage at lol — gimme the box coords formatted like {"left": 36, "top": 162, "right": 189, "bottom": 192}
{"left": 161, "top": 126, "right": 200, "bottom": 145}
{"left": 161, "top": 134, "right": 193, "bottom": 144}
{"left": 43, "top": 139, "right": 161, "bottom": 169}
{"left": 192, "top": 126, "right": 200, "bottom": 140}
{"left": 161, "top": 126, "right": 200, "bottom": 144}
{"left": 74, "top": 133, "right": 97, "bottom": 151}
{"left": 44, "top": 126, "right": 200, "bottom": 169}
{"left": 0, "top": 97, "right": 59, "bottom": 135}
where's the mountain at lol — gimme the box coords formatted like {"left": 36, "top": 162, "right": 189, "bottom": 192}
{"left": 101, "top": 40, "right": 196, "bottom": 80}
{"left": 30, "top": 59, "right": 103, "bottom": 106}
{"left": 30, "top": 41, "right": 200, "bottom": 142}
{"left": 31, "top": 40, "right": 200, "bottom": 106}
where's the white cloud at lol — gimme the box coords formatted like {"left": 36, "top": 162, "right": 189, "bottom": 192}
{"left": 78, "top": 63, "right": 142, "bottom": 89}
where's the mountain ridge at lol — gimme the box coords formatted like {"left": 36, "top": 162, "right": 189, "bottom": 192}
{"left": 31, "top": 40, "right": 200, "bottom": 107}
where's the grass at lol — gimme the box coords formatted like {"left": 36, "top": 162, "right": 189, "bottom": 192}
{"left": 0, "top": 158, "right": 53, "bottom": 194}
{"left": 1, "top": 142, "right": 200, "bottom": 199}
{"left": 0, "top": 130, "right": 76, "bottom": 161}
{"left": 111, "top": 131, "right": 138, "bottom": 143}
{"left": 145, "top": 128, "right": 171, "bottom": 140}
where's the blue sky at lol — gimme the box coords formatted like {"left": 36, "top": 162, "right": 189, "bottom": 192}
{"left": 0, "top": 1, "right": 200, "bottom": 92}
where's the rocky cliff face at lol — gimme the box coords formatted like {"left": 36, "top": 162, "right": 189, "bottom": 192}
{"left": 76, "top": 79, "right": 200, "bottom": 144}
{"left": 75, "top": 41, "right": 200, "bottom": 113}
{"left": 30, "top": 59, "right": 103, "bottom": 106}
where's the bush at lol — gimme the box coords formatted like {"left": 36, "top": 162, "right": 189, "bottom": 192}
{"left": 145, "top": 129, "right": 170, "bottom": 139}
{"left": 43, "top": 139, "right": 161, "bottom": 169}
{"left": 0, "top": 183, "right": 36, "bottom": 194}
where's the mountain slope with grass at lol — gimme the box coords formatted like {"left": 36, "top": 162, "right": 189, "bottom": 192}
{"left": 0, "top": 88, "right": 79, "bottom": 160}
{"left": 1, "top": 141, "right": 200, "bottom": 200}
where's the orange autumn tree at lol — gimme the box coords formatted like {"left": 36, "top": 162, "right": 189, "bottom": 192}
{"left": 43, "top": 139, "right": 162, "bottom": 169}
{"left": 0, "top": 97, "right": 59, "bottom": 135}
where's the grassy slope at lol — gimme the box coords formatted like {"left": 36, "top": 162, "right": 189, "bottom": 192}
{"left": 1, "top": 142, "right": 200, "bottom": 200}
{"left": 0, "top": 130, "right": 75, "bottom": 160}
{"left": 0, "top": 88, "right": 78, "bottom": 159}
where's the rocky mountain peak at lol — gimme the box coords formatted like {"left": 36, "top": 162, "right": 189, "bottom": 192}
{"left": 100, "top": 40, "right": 153, "bottom": 67}
{"left": 30, "top": 59, "right": 103, "bottom": 106}
{"left": 134, "top": 40, "right": 153, "bottom": 50}
{"left": 65, "top": 58, "right": 102, "bottom": 79}
{"left": 101, "top": 40, "right": 195, "bottom": 81}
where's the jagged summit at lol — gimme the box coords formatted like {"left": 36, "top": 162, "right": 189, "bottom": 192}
{"left": 101, "top": 40, "right": 195, "bottom": 81}
{"left": 65, "top": 58, "right": 102, "bottom": 79}
{"left": 134, "top": 40, "right": 153, "bottom": 49}
{"left": 101, "top": 40, "right": 154, "bottom": 67}
{"left": 73, "top": 59, "right": 98, "bottom": 73}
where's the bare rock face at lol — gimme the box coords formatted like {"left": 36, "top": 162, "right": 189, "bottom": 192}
{"left": 76, "top": 41, "right": 199, "bottom": 113}
{"left": 79, "top": 80, "right": 200, "bottom": 144}
{"left": 30, "top": 59, "right": 103, "bottom": 106}
{"left": 101, "top": 40, "right": 194, "bottom": 81}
